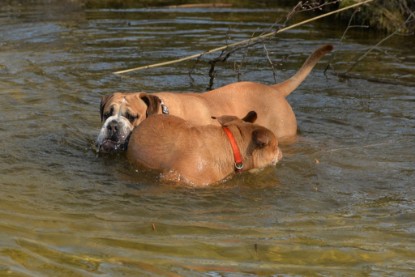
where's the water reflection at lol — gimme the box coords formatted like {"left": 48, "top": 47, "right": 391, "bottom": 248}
{"left": 0, "top": 1, "right": 414, "bottom": 276}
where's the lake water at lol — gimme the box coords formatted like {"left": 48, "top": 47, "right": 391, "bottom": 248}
{"left": 1, "top": 1, "right": 414, "bottom": 276}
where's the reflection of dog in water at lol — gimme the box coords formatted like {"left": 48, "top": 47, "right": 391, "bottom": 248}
{"left": 126, "top": 111, "right": 282, "bottom": 186}
{"left": 96, "top": 44, "right": 333, "bottom": 153}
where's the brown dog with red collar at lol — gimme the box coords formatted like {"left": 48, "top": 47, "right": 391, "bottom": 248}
{"left": 126, "top": 111, "right": 282, "bottom": 186}
{"left": 97, "top": 44, "right": 333, "bottom": 153}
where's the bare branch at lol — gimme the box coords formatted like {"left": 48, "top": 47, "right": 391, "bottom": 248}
{"left": 342, "top": 11, "right": 415, "bottom": 75}
{"left": 113, "top": 0, "right": 375, "bottom": 75}
{"left": 263, "top": 44, "right": 277, "bottom": 83}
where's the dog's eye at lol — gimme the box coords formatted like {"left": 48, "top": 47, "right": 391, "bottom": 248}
{"left": 103, "top": 107, "right": 114, "bottom": 120}
{"left": 126, "top": 113, "right": 138, "bottom": 123}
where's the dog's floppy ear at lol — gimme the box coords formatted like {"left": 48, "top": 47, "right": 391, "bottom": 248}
{"left": 212, "top": 115, "right": 239, "bottom": 126}
{"left": 100, "top": 94, "right": 113, "bottom": 122}
{"left": 213, "top": 111, "right": 257, "bottom": 126}
{"left": 242, "top": 111, "right": 257, "bottom": 123}
{"left": 140, "top": 94, "right": 161, "bottom": 117}
{"left": 252, "top": 129, "right": 271, "bottom": 148}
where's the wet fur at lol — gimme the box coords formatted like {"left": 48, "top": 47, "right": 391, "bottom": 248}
{"left": 97, "top": 44, "right": 333, "bottom": 152}
{"left": 126, "top": 112, "right": 282, "bottom": 186}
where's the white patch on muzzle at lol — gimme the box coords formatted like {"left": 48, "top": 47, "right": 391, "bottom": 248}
{"left": 96, "top": 115, "right": 132, "bottom": 141}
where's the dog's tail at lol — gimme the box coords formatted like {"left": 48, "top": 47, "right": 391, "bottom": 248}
{"left": 272, "top": 44, "right": 333, "bottom": 97}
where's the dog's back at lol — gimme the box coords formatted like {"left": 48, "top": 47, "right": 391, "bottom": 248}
{"left": 127, "top": 114, "right": 206, "bottom": 170}
{"left": 127, "top": 113, "right": 282, "bottom": 186}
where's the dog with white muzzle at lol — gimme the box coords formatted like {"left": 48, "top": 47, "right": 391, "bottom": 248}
{"left": 96, "top": 44, "right": 333, "bottom": 153}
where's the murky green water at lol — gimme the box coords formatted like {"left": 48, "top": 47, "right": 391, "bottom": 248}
{"left": 1, "top": 1, "right": 414, "bottom": 276}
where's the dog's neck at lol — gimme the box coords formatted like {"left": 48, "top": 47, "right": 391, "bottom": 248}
{"left": 222, "top": 126, "right": 244, "bottom": 172}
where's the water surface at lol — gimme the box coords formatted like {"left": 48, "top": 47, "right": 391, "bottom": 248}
{"left": 0, "top": 1, "right": 414, "bottom": 276}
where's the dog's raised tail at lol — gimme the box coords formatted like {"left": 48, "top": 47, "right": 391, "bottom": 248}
{"left": 272, "top": 44, "right": 333, "bottom": 97}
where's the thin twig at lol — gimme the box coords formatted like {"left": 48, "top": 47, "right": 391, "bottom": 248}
{"left": 345, "top": 31, "right": 400, "bottom": 73}
{"left": 334, "top": 72, "right": 415, "bottom": 87}
{"left": 343, "top": 11, "right": 415, "bottom": 74}
{"left": 340, "top": 9, "right": 369, "bottom": 42}
{"left": 263, "top": 44, "right": 277, "bottom": 83}
{"left": 113, "top": 0, "right": 374, "bottom": 75}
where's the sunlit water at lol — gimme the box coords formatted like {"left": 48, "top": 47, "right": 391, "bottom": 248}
{"left": 1, "top": 1, "right": 414, "bottom": 276}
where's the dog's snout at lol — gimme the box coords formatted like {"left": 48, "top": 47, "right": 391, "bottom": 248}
{"left": 107, "top": 120, "right": 118, "bottom": 130}
{"left": 107, "top": 120, "right": 119, "bottom": 137}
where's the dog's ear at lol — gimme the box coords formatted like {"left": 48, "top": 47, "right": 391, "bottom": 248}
{"left": 100, "top": 94, "right": 113, "bottom": 122}
{"left": 252, "top": 129, "right": 271, "bottom": 148}
{"left": 140, "top": 94, "right": 161, "bottom": 117}
{"left": 213, "top": 115, "right": 239, "bottom": 126}
{"left": 213, "top": 111, "right": 257, "bottom": 126}
{"left": 242, "top": 111, "right": 257, "bottom": 123}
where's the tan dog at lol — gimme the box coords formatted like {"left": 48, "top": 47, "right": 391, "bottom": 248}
{"left": 126, "top": 111, "right": 282, "bottom": 186}
{"left": 97, "top": 44, "right": 333, "bottom": 153}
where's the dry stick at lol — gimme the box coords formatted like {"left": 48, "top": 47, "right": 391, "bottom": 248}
{"left": 263, "top": 44, "right": 277, "bottom": 83}
{"left": 113, "top": 0, "right": 374, "bottom": 75}
{"left": 340, "top": 11, "right": 415, "bottom": 78}
{"left": 347, "top": 12, "right": 415, "bottom": 73}
{"left": 344, "top": 30, "right": 400, "bottom": 74}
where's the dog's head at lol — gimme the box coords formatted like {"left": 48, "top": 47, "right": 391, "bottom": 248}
{"left": 214, "top": 111, "right": 283, "bottom": 170}
{"left": 96, "top": 92, "right": 162, "bottom": 153}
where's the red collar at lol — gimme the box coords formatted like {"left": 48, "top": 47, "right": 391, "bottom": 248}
{"left": 223, "top": 126, "right": 244, "bottom": 172}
